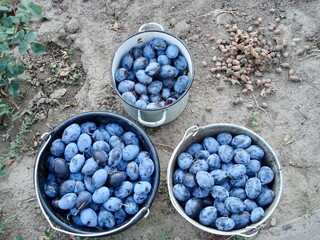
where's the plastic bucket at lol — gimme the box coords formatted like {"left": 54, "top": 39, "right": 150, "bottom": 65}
{"left": 111, "top": 23, "right": 195, "bottom": 128}
{"left": 34, "top": 111, "right": 160, "bottom": 237}
{"left": 167, "top": 124, "right": 283, "bottom": 238}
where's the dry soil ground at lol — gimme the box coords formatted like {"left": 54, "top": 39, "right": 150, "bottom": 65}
{"left": 0, "top": 0, "right": 320, "bottom": 239}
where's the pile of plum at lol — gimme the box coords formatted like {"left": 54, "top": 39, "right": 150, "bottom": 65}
{"left": 115, "top": 37, "right": 191, "bottom": 109}
{"left": 43, "top": 121, "right": 155, "bottom": 229}
{"left": 172, "top": 133, "right": 275, "bottom": 231}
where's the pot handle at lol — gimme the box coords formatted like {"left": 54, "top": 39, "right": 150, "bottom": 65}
{"left": 138, "top": 23, "right": 164, "bottom": 32}
{"left": 138, "top": 109, "right": 167, "bottom": 127}
{"left": 182, "top": 125, "right": 201, "bottom": 140}
{"left": 236, "top": 226, "right": 259, "bottom": 238}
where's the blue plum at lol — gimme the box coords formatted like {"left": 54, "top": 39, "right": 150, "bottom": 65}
{"left": 50, "top": 139, "right": 65, "bottom": 157}
{"left": 166, "top": 44, "right": 179, "bottom": 59}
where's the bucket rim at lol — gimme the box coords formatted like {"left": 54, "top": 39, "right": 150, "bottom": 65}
{"left": 111, "top": 29, "right": 195, "bottom": 112}
{"left": 34, "top": 111, "right": 160, "bottom": 237}
{"left": 167, "top": 123, "right": 283, "bottom": 236}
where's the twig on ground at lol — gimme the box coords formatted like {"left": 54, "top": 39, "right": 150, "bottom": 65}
{"left": 299, "top": 54, "right": 320, "bottom": 61}
{"left": 295, "top": 107, "right": 308, "bottom": 120}
{"left": 252, "top": 94, "right": 268, "bottom": 115}
{"left": 288, "top": 163, "right": 314, "bottom": 169}
{"left": 154, "top": 142, "right": 175, "bottom": 152}
{"left": 24, "top": 197, "right": 37, "bottom": 202}
{"left": 0, "top": 88, "right": 9, "bottom": 97}
{"left": 215, "top": 11, "right": 239, "bottom": 19}
{"left": 195, "top": 10, "right": 242, "bottom": 20}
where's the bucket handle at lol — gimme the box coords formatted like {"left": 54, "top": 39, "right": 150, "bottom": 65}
{"left": 236, "top": 226, "right": 259, "bottom": 238}
{"left": 182, "top": 125, "right": 201, "bottom": 140}
{"left": 139, "top": 23, "right": 164, "bottom": 32}
{"left": 138, "top": 109, "right": 167, "bottom": 127}
{"left": 45, "top": 207, "right": 150, "bottom": 237}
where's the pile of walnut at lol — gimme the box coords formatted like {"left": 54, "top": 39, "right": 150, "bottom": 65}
{"left": 209, "top": 17, "right": 301, "bottom": 99}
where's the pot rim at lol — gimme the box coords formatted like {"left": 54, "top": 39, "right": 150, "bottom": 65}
{"left": 111, "top": 30, "right": 195, "bottom": 112}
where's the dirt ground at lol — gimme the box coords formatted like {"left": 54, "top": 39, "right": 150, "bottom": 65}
{"left": 0, "top": 0, "right": 320, "bottom": 239}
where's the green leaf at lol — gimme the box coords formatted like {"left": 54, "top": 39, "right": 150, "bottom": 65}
{"left": 11, "top": 37, "right": 21, "bottom": 45}
{"left": 5, "top": 27, "right": 15, "bottom": 35}
{"left": 16, "top": 9, "right": 31, "bottom": 25}
{"left": 6, "top": 60, "right": 25, "bottom": 75}
{"left": 0, "top": 167, "right": 8, "bottom": 177}
{"left": 30, "top": 42, "right": 46, "bottom": 55}
{"left": 0, "top": 78, "right": 7, "bottom": 87}
{"left": 21, "top": 0, "right": 31, "bottom": 7}
{"left": 0, "top": 32, "right": 8, "bottom": 41}
{"left": 7, "top": 80, "right": 20, "bottom": 98}
{"left": 0, "top": 42, "right": 10, "bottom": 53}
{"left": 17, "top": 30, "right": 25, "bottom": 39}
{"left": 29, "top": 2, "right": 42, "bottom": 18}
{"left": 10, "top": 16, "right": 20, "bottom": 24}
{"left": 0, "top": 6, "right": 11, "bottom": 12}
{"left": 18, "top": 41, "right": 28, "bottom": 55}
{"left": 2, "top": 17, "right": 13, "bottom": 28}
{"left": 284, "top": 134, "right": 295, "bottom": 145}
{"left": 0, "top": 58, "right": 8, "bottom": 72}
{"left": 24, "top": 31, "right": 37, "bottom": 43}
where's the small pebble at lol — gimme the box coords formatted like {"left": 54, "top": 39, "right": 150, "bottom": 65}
{"left": 216, "top": 85, "right": 224, "bottom": 91}
{"left": 233, "top": 97, "right": 243, "bottom": 105}
{"left": 260, "top": 102, "right": 268, "bottom": 108}
{"left": 232, "top": 66, "right": 241, "bottom": 71}
{"left": 257, "top": 17, "right": 263, "bottom": 23}
{"left": 270, "top": 218, "right": 277, "bottom": 227}
{"left": 304, "top": 44, "right": 311, "bottom": 50}
{"left": 275, "top": 68, "right": 282, "bottom": 74}
{"left": 216, "top": 74, "right": 221, "bottom": 79}
{"left": 205, "top": 106, "right": 213, "bottom": 112}
{"left": 288, "top": 69, "right": 294, "bottom": 75}
{"left": 247, "top": 26, "right": 253, "bottom": 32}
{"left": 232, "top": 60, "right": 240, "bottom": 66}
{"left": 202, "top": 61, "right": 208, "bottom": 67}
{"left": 268, "top": 26, "right": 275, "bottom": 31}
{"left": 275, "top": 18, "right": 281, "bottom": 23}
{"left": 296, "top": 48, "right": 305, "bottom": 55}
{"left": 292, "top": 38, "right": 302, "bottom": 42}
{"left": 210, "top": 67, "right": 216, "bottom": 73}
{"left": 280, "top": 63, "right": 290, "bottom": 68}
{"left": 274, "top": 29, "right": 281, "bottom": 34}
{"left": 289, "top": 75, "right": 300, "bottom": 82}
{"left": 269, "top": 8, "right": 276, "bottom": 13}
{"left": 212, "top": 56, "right": 217, "bottom": 61}
{"left": 283, "top": 52, "right": 289, "bottom": 58}
{"left": 247, "top": 103, "right": 254, "bottom": 109}
{"left": 255, "top": 71, "right": 263, "bottom": 77}
{"left": 209, "top": 36, "right": 215, "bottom": 41}
{"left": 253, "top": 20, "right": 260, "bottom": 26}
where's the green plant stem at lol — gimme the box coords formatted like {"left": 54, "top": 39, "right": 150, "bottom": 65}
{"left": 0, "top": 116, "right": 36, "bottom": 174}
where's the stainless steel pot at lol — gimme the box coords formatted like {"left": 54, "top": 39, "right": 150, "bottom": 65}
{"left": 34, "top": 112, "right": 160, "bottom": 237}
{"left": 111, "top": 23, "right": 194, "bottom": 128}
{"left": 167, "top": 124, "right": 283, "bottom": 238}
